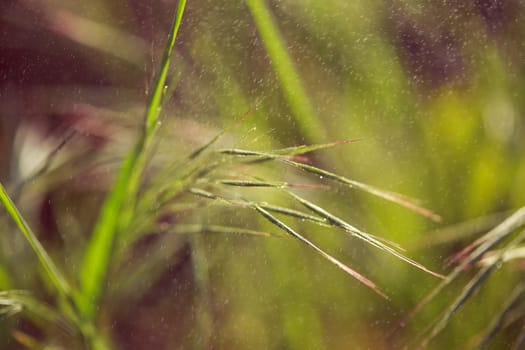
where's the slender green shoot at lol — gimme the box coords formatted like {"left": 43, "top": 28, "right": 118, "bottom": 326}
{"left": 220, "top": 147, "right": 441, "bottom": 221}
{"left": 254, "top": 205, "right": 388, "bottom": 298}
{"left": 188, "top": 188, "right": 328, "bottom": 226}
{"left": 287, "top": 191, "right": 444, "bottom": 278}
{"left": 0, "top": 290, "right": 75, "bottom": 335}
{"left": 413, "top": 219, "right": 525, "bottom": 348}
{"left": 246, "top": 0, "right": 327, "bottom": 143}
{"left": 402, "top": 206, "right": 525, "bottom": 331}
{"left": 478, "top": 283, "right": 525, "bottom": 349}
{"left": 219, "top": 139, "right": 362, "bottom": 158}
{"left": 167, "top": 224, "right": 283, "bottom": 238}
{"left": 0, "top": 183, "right": 72, "bottom": 300}
{"left": 418, "top": 229, "right": 525, "bottom": 349}
{"left": 188, "top": 187, "right": 387, "bottom": 297}
{"left": 77, "top": 0, "right": 187, "bottom": 320}
{"left": 218, "top": 179, "right": 329, "bottom": 189}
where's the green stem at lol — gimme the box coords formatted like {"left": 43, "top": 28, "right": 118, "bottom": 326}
{"left": 77, "top": 0, "right": 187, "bottom": 321}
{"left": 246, "top": 0, "right": 326, "bottom": 143}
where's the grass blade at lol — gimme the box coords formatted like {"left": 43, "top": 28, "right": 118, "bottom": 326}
{"left": 254, "top": 205, "right": 388, "bottom": 298}
{"left": 218, "top": 179, "right": 328, "bottom": 189}
{"left": 417, "top": 264, "right": 497, "bottom": 350}
{"left": 246, "top": 0, "right": 326, "bottom": 143}
{"left": 272, "top": 139, "right": 364, "bottom": 156}
{"left": 188, "top": 188, "right": 329, "bottom": 226}
{"left": 478, "top": 282, "right": 525, "bottom": 349}
{"left": 220, "top": 148, "right": 441, "bottom": 221}
{"left": 0, "top": 290, "right": 75, "bottom": 335}
{"left": 398, "top": 207, "right": 525, "bottom": 333}
{"left": 168, "top": 224, "right": 283, "bottom": 238}
{"left": 13, "top": 130, "right": 76, "bottom": 200}
{"left": 77, "top": 0, "right": 187, "bottom": 320}
{"left": 188, "top": 187, "right": 386, "bottom": 296}
{"left": 0, "top": 183, "right": 72, "bottom": 299}
{"left": 219, "top": 139, "right": 362, "bottom": 158}
{"left": 417, "top": 228, "right": 525, "bottom": 348}
{"left": 281, "top": 159, "right": 442, "bottom": 222}
{"left": 287, "top": 192, "right": 444, "bottom": 279}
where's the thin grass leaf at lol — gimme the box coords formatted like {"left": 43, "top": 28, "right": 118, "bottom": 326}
{"left": 220, "top": 148, "right": 441, "bottom": 221}
{"left": 258, "top": 203, "right": 329, "bottom": 226}
{"left": 417, "top": 228, "right": 525, "bottom": 349}
{"left": 287, "top": 191, "right": 444, "bottom": 279}
{"left": 253, "top": 205, "right": 388, "bottom": 298}
{"left": 0, "top": 290, "right": 75, "bottom": 335}
{"left": 188, "top": 188, "right": 329, "bottom": 226}
{"left": 273, "top": 139, "right": 364, "bottom": 156}
{"left": 218, "top": 179, "right": 328, "bottom": 189}
{"left": 77, "top": 0, "right": 187, "bottom": 320}
{"left": 246, "top": 0, "right": 326, "bottom": 144}
{"left": 281, "top": 159, "right": 442, "bottom": 222}
{"left": 218, "top": 139, "right": 362, "bottom": 158}
{"left": 0, "top": 183, "right": 72, "bottom": 299}
{"left": 478, "top": 282, "right": 525, "bottom": 349}
{"left": 162, "top": 60, "right": 185, "bottom": 109}
{"left": 168, "top": 224, "right": 283, "bottom": 238}
{"left": 447, "top": 207, "right": 525, "bottom": 267}
{"left": 479, "top": 246, "right": 525, "bottom": 266}
{"left": 219, "top": 148, "right": 271, "bottom": 157}
{"left": 417, "top": 264, "right": 497, "bottom": 350}
{"left": 411, "top": 211, "right": 509, "bottom": 250}
{"left": 398, "top": 206, "right": 525, "bottom": 331}
{"left": 13, "top": 130, "right": 76, "bottom": 200}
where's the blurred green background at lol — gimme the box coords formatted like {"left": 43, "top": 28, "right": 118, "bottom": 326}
{"left": 1, "top": 0, "right": 524, "bottom": 349}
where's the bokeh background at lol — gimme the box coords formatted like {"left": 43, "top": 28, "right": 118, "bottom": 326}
{"left": 1, "top": 0, "right": 525, "bottom": 349}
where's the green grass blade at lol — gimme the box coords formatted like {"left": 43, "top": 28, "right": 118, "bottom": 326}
{"left": 13, "top": 131, "right": 76, "bottom": 199}
{"left": 220, "top": 148, "right": 441, "bottom": 221}
{"left": 219, "top": 139, "right": 362, "bottom": 158}
{"left": 272, "top": 139, "right": 364, "bottom": 156}
{"left": 77, "top": 0, "right": 187, "bottom": 320}
{"left": 246, "top": 0, "right": 326, "bottom": 143}
{"left": 168, "top": 224, "right": 283, "bottom": 238}
{"left": 188, "top": 187, "right": 329, "bottom": 225}
{"left": 399, "top": 206, "right": 525, "bottom": 331}
{"left": 0, "top": 183, "right": 72, "bottom": 299}
{"left": 281, "top": 159, "right": 442, "bottom": 222}
{"left": 446, "top": 207, "right": 525, "bottom": 267}
{"left": 417, "top": 228, "right": 525, "bottom": 348}
{"left": 287, "top": 191, "right": 444, "bottom": 279}
{"left": 478, "top": 282, "right": 525, "bottom": 349}
{"left": 257, "top": 203, "right": 329, "bottom": 225}
{"left": 254, "top": 205, "right": 388, "bottom": 298}
{"left": 145, "top": 0, "right": 186, "bottom": 134}
{"left": 0, "top": 290, "right": 75, "bottom": 335}
{"left": 77, "top": 150, "right": 142, "bottom": 318}
{"left": 218, "top": 179, "right": 328, "bottom": 189}
{"left": 417, "top": 264, "right": 496, "bottom": 350}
